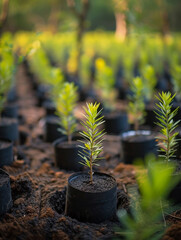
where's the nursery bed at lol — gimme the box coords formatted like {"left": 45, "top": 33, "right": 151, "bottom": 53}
{"left": 0, "top": 66, "right": 181, "bottom": 240}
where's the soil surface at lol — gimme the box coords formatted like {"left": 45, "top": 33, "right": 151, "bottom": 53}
{"left": 69, "top": 173, "right": 116, "bottom": 192}
{"left": 0, "top": 65, "right": 180, "bottom": 240}
{"left": 122, "top": 131, "right": 156, "bottom": 142}
{"left": 57, "top": 141, "right": 79, "bottom": 149}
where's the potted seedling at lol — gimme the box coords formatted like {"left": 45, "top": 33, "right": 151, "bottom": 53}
{"left": 43, "top": 68, "right": 65, "bottom": 142}
{"left": 0, "top": 46, "right": 19, "bottom": 143}
{"left": 65, "top": 102, "right": 117, "bottom": 223}
{"left": 141, "top": 64, "right": 158, "bottom": 127}
{"left": 43, "top": 67, "right": 64, "bottom": 117}
{"left": 95, "top": 58, "right": 129, "bottom": 134}
{"left": 121, "top": 76, "right": 157, "bottom": 164}
{"left": 53, "top": 82, "right": 83, "bottom": 171}
{"left": 154, "top": 91, "right": 181, "bottom": 204}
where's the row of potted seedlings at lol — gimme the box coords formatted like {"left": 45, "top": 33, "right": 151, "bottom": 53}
{"left": 32, "top": 69, "right": 181, "bottom": 222}
{"left": 2, "top": 53, "right": 181, "bottom": 228}
{"left": 0, "top": 38, "right": 21, "bottom": 216}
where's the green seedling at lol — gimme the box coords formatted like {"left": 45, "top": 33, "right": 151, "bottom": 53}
{"left": 0, "top": 39, "right": 15, "bottom": 118}
{"left": 95, "top": 58, "right": 117, "bottom": 111}
{"left": 56, "top": 82, "right": 78, "bottom": 143}
{"left": 155, "top": 92, "right": 180, "bottom": 163}
{"left": 128, "top": 76, "right": 146, "bottom": 132}
{"left": 141, "top": 65, "right": 157, "bottom": 101}
{"left": 79, "top": 102, "right": 105, "bottom": 184}
{"left": 116, "top": 155, "right": 178, "bottom": 240}
{"left": 171, "top": 64, "right": 181, "bottom": 101}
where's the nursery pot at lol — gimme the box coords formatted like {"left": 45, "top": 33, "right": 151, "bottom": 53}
{"left": 2, "top": 103, "right": 18, "bottom": 119}
{"left": 53, "top": 137, "right": 83, "bottom": 171}
{"left": 65, "top": 172, "right": 117, "bottom": 223}
{"left": 121, "top": 130, "right": 157, "bottom": 164}
{"left": 0, "top": 139, "right": 13, "bottom": 168}
{"left": 42, "top": 100, "right": 56, "bottom": 116}
{"left": 0, "top": 168, "right": 12, "bottom": 215}
{"left": 145, "top": 104, "right": 157, "bottom": 128}
{"left": 7, "top": 87, "right": 17, "bottom": 103}
{"left": 44, "top": 116, "right": 64, "bottom": 142}
{"left": 0, "top": 117, "right": 19, "bottom": 142}
{"left": 168, "top": 160, "right": 181, "bottom": 204}
{"left": 104, "top": 111, "right": 129, "bottom": 135}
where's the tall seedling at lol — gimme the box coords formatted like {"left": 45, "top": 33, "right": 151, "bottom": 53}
{"left": 95, "top": 58, "right": 117, "bottom": 111}
{"left": 56, "top": 82, "right": 78, "bottom": 143}
{"left": 155, "top": 92, "right": 180, "bottom": 163}
{"left": 128, "top": 77, "right": 145, "bottom": 132}
{"left": 79, "top": 102, "right": 105, "bottom": 184}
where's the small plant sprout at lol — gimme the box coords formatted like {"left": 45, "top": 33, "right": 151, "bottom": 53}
{"left": 155, "top": 92, "right": 180, "bottom": 164}
{"left": 128, "top": 76, "right": 145, "bottom": 132}
{"left": 56, "top": 82, "right": 78, "bottom": 143}
{"left": 95, "top": 58, "right": 117, "bottom": 111}
{"left": 171, "top": 64, "right": 181, "bottom": 101}
{"left": 79, "top": 102, "right": 105, "bottom": 184}
{"left": 141, "top": 65, "right": 157, "bottom": 101}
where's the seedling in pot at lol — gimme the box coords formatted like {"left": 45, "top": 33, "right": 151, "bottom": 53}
{"left": 95, "top": 58, "right": 117, "bottom": 111}
{"left": 56, "top": 82, "right": 78, "bottom": 143}
{"left": 79, "top": 102, "right": 105, "bottom": 184}
{"left": 128, "top": 76, "right": 145, "bottom": 132}
{"left": 155, "top": 91, "right": 180, "bottom": 163}
{"left": 141, "top": 64, "right": 157, "bottom": 102}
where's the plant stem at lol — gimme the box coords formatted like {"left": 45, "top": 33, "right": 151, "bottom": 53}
{"left": 134, "top": 119, "right": 139, "bottom": 133}
{"left": 165, "top": 111, "right": 170, "bottom": 164}
{"left": 89, "top": 125, "right": 93, "bottom": 184}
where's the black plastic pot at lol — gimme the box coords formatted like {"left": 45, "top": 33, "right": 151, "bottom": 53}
{"left": 0, "top": 139, "right": 13, "bottom": 168}
{"left": 43, "top": 100, "right": 56, "bottom": 116}
{"left": 7, "top": 87, "right": 17, "bottom": 103}
{"left": 2, "top": 103, "right": 18, "bottom": 119}
{"left": 144, "top": 104, "right": 157, "bottom": 128}
{"left": 65, "top": 172, "right": 117, "bottom": 223}
{"left": 0, "top": 169, "right": 12, "bottom": 215}
{"left": 53, "top": 137, "right": 83, "bottom": 171}
{"left": 44, "top": 116, "right": 64, "bottom": 142}
{"left": 169, "top": 173, "right": 181, "bottom": 204}
{"left": 121, "top": 130, "right": 157, "bottom": 164}
{"left": 104, "top": 112, "right": 129, "bottom": 135}
{"left": 0, "top": 118, "right": 19, "bottom": 142}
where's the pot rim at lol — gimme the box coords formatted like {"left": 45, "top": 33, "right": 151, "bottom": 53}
{"left": 68, "top": 171, "right": 117, "bottom": 194}
{"left": 121, "top": 130, "right": 156, "bottom": 139}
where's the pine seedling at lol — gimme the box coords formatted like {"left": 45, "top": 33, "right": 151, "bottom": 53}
{"left": 95, "top": 58, "right": 117, "bottom": 111}
{"left": 79, "top": 102, "right": 105, "bottom": 184}
{"left": 128, "top": 76, "right": 146, "bottom": 132}
{"left": 56, "top": 82, "right": 78, "bottom": 143}
{"left": 141, "top": 65, "right": 157, "bottom": 101}
{"left": 155, "top": 92, "right": 180, "bottom": 164}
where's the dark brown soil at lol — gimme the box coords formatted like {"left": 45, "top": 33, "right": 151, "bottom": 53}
{"left": 69, "top": 173, "right": 116, "bottom": 192}
{"left": 122, "top": 131, "right": 156, "bottom": 142}
{"left": 0, "top": 65, "right": 180, "bottom": 240}
{"left": 57, "top": 141, "right": 78, "bottom": 149}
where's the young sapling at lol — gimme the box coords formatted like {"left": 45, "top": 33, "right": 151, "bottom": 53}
{"left": 155, "top": 92, "right": 180, "bottom": 164}
{"left": 56, "top": 82, "right": 78, "bottom": 143}
{"left": 79, "top": 102, "right": 105, "bottom": 184}
{"left": 95, "top": 58, "right": 117, "bottom": 111}
{"left": 128, "top": 76, "right": 145, "bottom": 132}
{"left": 141, "top": 64, "right": 157, "bottom": 102}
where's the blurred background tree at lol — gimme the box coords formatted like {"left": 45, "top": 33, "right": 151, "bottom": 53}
{"left": 0, "top": 0, "right": 181, "bottom": 34}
